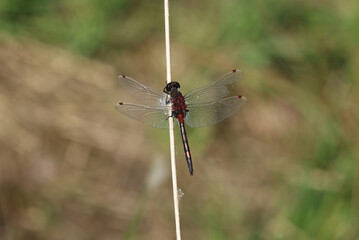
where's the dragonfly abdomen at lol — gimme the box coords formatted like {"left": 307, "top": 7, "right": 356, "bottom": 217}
{"left": 178, "top": 117, "right": 193, "bottom": 175}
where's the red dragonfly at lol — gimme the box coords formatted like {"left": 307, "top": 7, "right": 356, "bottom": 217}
{"left": 116, "top": 69, "right": 246, "bottom": 175}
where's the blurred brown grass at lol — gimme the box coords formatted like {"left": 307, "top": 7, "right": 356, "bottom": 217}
{"left": 0, "top": 36, "right": 166, "bottom": 239}
{"left": 1, "top": 34, "right": 358, "bottom": 239}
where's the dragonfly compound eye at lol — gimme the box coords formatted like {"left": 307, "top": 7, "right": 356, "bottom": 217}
{"left": 174, "top": 82, "right": 180, "bottom": 89}
{"left": 164, "top": 82, "right": 180, "bottom": 93}
{"left": 162, "top": 83, "right": 169, "bottom": 92}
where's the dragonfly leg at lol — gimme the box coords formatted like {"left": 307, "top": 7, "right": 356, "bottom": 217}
{"left": 184, "top": 109, "right": 189, "bottom": 117}
{"left": 165, "top": 95, "right": 171, "bottom": 105}
{"left": 165, "top": 111, "right": 177, "bottom": 120}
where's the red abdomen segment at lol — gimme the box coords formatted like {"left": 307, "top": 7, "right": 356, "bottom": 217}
{"left": 178, "top": 116, "right": 193, "bottom": 175}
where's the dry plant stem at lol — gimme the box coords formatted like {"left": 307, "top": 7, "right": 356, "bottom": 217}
{"left": 164, "top": 0, "right": 182, "bottom": 239}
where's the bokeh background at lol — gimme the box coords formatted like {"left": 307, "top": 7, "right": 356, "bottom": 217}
{"left": 1, "top": 0, "right": 359, "bottom": 239}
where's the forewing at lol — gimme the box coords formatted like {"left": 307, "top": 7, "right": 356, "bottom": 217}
{"left": 118, "top": 75, "right": 168, "bottom": 107}
{"left": 185, "top": 96, "right": 247, "bottom": 128}
{"left": 116, "top": 102, "right": 171, "bottom": 129}
{"left": 185, "top": 69, "right": 243, "bottom": 104}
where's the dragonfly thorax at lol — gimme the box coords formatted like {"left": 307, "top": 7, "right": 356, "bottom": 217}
{"left": 171, "top": 91, "right": 187, "bottom": 119}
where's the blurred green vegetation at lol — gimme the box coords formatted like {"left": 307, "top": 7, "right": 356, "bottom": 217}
{"left": 0, "top": 0, "right": 359, "bottom": 239}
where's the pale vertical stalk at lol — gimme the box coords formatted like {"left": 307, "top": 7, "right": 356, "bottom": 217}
{"left": 164, "top": 0, "right": 182, "bottom": 239}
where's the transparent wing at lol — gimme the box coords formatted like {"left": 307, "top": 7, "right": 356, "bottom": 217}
{"left": 185, "top": 96, "right": 247, "bottom": 128}
{"left": 118, "top": 75, "right": 168, "bottom": 107}
{"left": 116, "top": 102, "right": 173, "bottom": 129}
{"left": 185, "top": 69, "right": 243, "bottom": 105}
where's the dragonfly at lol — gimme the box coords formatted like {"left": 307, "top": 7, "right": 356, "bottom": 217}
{"left": 116, "top": 69, "right": 246, "bottom": 175}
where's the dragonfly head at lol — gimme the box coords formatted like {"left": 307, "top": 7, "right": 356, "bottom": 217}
{"left": 163, "top": 82, "right": 181, "bottom": 93}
